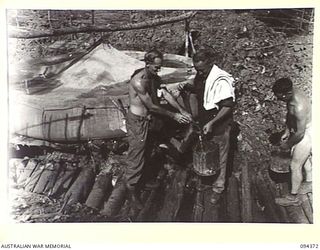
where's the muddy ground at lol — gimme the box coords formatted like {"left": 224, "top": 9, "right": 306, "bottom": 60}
{"left": 7, "top": 9, "right": 314, "bottom": 222}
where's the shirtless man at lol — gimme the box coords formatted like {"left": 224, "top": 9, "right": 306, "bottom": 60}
{"left": 272, "top": 78, "right": 312, "bottom": 206}
{"left": 125, "top": 49, "right": 191, "bottom": 209}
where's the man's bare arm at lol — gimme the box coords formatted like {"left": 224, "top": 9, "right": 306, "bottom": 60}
{"left": 132, "top": 79, "right": 189, "bottom": 123}
{"left": 203, "top": 106, "right": 232, "bottom": 134}
{"left": 161, "top": 88, "right": 192, "bottom": 120}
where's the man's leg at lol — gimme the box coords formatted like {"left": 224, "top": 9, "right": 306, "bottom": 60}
{"left": 298, "top": 157, "right": 312, "bottom": 194}
{"left": 304, "top": 157, "right": 312, "bottom": 182}
{"left": 210, "top": 126, "right": 231, "bottom": 204}
{"left": 275, "top": 130, "right": 311, "bottom": 206}
{"left": 290, "top": 132, "right": 311, "bottom": 194}
{"left": 125, "top": 113, "right": 149, "bottom": 209}
{"left": 298, "top": 129, "right": 312, "bottom": 194}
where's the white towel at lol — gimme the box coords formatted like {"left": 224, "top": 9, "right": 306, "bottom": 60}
{"left": 203, "top": 65, "right": 235, "bottom": 110}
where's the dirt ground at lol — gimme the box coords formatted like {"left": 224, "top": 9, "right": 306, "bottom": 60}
{"left": 7, "top": 9, "right": 314, "bottom": 222}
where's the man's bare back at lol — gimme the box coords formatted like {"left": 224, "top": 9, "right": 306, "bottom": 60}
{"left": 129, "top": 69, "right": 151, "bottom": 116}
{"left": 287, "top": 88, "right": 311, "bottom": 132}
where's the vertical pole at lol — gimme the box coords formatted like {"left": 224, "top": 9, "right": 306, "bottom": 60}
{"left": 184, "top": 19, "right": 190, "bottom": 57}
{"left": 240, "top": 157, "right": 253, "bottom": 222}
{"left": 91, "top": 10, "right": 95, "bottom": 25}
{"left": 69, "top": 10, "right": 74, "bottom": 40}
{"left": 14, "top": 9, "right": 20, "bottom": 28}
{"left": 129, "top": 10, "right": 132, "bottom": 23}
{"left": 299, "top": 9, "right": 305, "bottom": 32}
{"left": 48, "top": 10, "right": 52, "bottom": 29}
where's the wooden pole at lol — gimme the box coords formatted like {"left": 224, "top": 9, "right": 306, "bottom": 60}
{"left": 48, "top": 10, "right": 52, "bottom": 29}
{"left": 9, "top": 11, "right": 197, "bottom": 39}
{"left": 240, "top": 158, "right": 253, "bottom": 222}
{"left": 185, "top": 19, "right": 190, "bottom": 57}
{"left": 91, "top": 10, "right": 95, "bottom": 25}
{"left": 226, "top": 174, "right": 241, "bottom": 222}
{"left": 253, "top": 171, "right": 283, "bottom": 222}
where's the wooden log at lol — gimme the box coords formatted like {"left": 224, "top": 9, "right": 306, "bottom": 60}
{"left": 201, "top": 188, "right": 221, "bottom": 222}
{"left": 9, "top": 158, "right": 29, "bottom": 185}
{"left": 253, "top": 171, "right": 284, "bottom": 223}
{"left": 50, "top": 162, "right": 80, "bottom": 198}
{"left": 101, "top": 175, "right": 127, "bottom": 218}
{"left": 190, "top": 175, "right": 222, "bottom": 222}
{"left": 240, "top": 159, "right": 253, "bottom": 223}
{"left": 157, "top": 168, "right": 188, "bottom": 222}
{"left": 285, "top": 205, "right": 310, "bottom": 224}
{"left": 85, "top": 171, "right": 113, "bottom": 210}
{"left": 16, "top": 159, "right": 38, "bottom": 186}
{"left": 64, "top": 166, "right": 96, "bottom": 205}
{"left": 299, "top": 194, "right": 313, "bottom": 223}
{"left": 273, "top": 183, "right": 291, "bottom": 223}
{"left": 136, "top": 171, "right": 166, "bottom": 221}
{"left": 32, "top": 162, "right": 60, "bottom": 194}
{"left": 134, "top": 190, "right": 154, "bottom": 222}
{"left": 192, "top": 179, "right": 205, "bottom": 222}
{"left": 9, "top": 11, "right": 197, "bottom": 39}
{"left": 24, "top": 162, "right": 46, "bottom": 192}
{"left": 226, "top": 174, "right": 241, "bottom": 222}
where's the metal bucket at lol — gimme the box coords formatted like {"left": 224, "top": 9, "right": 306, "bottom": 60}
{"left": 192, "top": 140, "right": 220, "bottom": 176}
{"left": 270, "top": 150, "right": 290, "bottom": 173}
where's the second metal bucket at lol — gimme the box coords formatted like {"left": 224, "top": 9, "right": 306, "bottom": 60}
{"left": 193, "top": 140, "right": 220, "bottom": 176}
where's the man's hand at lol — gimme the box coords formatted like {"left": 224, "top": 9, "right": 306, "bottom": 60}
{"left": 173, "top": 113, "right": 191, "bottom": 124}
{"left": 203, "top": 122, "right": 213, "bottom": 135}
{"left": 180, "top": 110, "right": 193, "bottom": 122}
{"left": 281, "top": 129, "right": 290, "bottom": 142}
{"left": 178, "top": 81, "right": 188, "bottom": 91}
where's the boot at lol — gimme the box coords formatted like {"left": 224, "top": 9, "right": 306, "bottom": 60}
{"left": 126, "top": 185, "right": 143, "bottom": 210}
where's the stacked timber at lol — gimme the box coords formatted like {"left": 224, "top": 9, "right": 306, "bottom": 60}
{"left": 9, "top": 141, "right": 313, "bottom": 223}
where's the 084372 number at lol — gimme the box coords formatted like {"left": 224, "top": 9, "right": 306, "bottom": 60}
{"left": 300, "top": 244, "right": 319, "bottom": 249}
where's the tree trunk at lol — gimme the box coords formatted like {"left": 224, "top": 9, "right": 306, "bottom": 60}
{"left": 9, "top": 11, "right": 197, "bottom": 39}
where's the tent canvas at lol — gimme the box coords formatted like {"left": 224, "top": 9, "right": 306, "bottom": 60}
{"left": 9, "top": 42, "right": 194, "bottom": 143}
